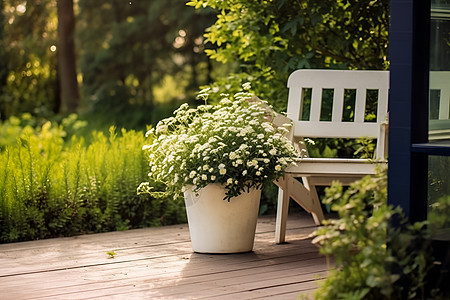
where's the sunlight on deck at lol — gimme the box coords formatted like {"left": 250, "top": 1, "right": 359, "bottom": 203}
{"left": 0, "top": 214, "right": 330, "bottom": 299}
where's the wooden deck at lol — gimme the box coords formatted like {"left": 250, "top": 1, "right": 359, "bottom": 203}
{"left": 0, "top": 213, "right": 331, "bottom": 299}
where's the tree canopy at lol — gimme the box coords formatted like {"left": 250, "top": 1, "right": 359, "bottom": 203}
{"left": 1, "top": 0, "right": 389, "bottom": 124}
{"left": 1, "top": 0, "right": 217, "bottom": 127}
{"left": 1, "top": 0, "right": 58, "bottom": 119}
{"left": 188, "top": 0, "right": 389, "bottom": 110}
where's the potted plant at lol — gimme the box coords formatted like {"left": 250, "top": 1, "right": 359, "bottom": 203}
{"left": 138, "top": 83, "right": 299, "bottom": 253}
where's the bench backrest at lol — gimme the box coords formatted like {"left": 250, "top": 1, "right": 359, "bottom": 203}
{"left": 286, "top": 69, "right": 389, "bottom": 159}
{"left": 429, "top": 71, "right": 450, "bottom": 140}
{"left": 430, "top": 71, "right": 450, "bottom": 121}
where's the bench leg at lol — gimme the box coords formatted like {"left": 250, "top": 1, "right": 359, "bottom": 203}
{"left": 275, "top": 187, "right": 290, "bottom": 244}
{"left": 302, "top": 178, "right": 324, "bottom": 225}
{"left": 305, "top": 184, "right": 325, "bottom": 225}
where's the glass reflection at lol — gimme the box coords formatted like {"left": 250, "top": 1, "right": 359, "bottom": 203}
{"left": 429, "top": 1, "right": 450, "bottom": 140}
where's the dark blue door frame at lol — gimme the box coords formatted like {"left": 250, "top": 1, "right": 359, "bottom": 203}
{"left": 388, "top": 0, "right": 430, "bottom": 222}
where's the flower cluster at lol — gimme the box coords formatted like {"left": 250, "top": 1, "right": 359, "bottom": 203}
{"left": 138, "top": 85, "right": 299, "bottom": 201}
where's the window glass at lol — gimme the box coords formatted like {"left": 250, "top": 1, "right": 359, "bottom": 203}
{"left": 429, "top": 1, "right": 450, "bottom": 140}
{"left": 428, "top": 155, "right": 450, "bottom": 232}
{"left": 428, "top": 2, "right": 450, "bottom": 233}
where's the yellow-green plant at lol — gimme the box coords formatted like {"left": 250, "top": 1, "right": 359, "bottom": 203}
{"left": 0, "top": 122, "right": 186, "bottom": 243}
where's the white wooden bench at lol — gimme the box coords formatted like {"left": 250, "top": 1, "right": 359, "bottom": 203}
{"left": 274, "top": 69, "right": 390, "bottom": 243}
{"left": 429, "top": 71, "right": 450, "bottom": 140}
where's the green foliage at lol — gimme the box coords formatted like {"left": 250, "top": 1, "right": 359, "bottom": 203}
{"left": 0, "top": 0, "right": 7, "bottom": 119}
{"left": 1, "top": 0, "right": 58, "bottom": 119}
{"left": 188, "top": 0, "right": 384, "bottom": 165}
{"left": 106, "top": 250, "right": 116, "bottom": 259}
{"left": 0, "top": 113, "right": 88, "bottom": 149}
{"left": 76, "top": 0, "right": 217, "bottom": 127}
{"left": 188, "top": 0, "right": 389, "bottom": 111}
{"left": 428, "top": 155, "right": 450, "bottom": 205}
{"left": 0, "top": 120, "right": 186, "bottom": 243}
{"left": 312, "top": 168, "right": 450, "bottom": 299}
{"left": 306, "top": 137, "right": 376, "bottom": 159}
{"left": 2, "top": 1, "right": 220, "bottom": 128}
{"left": 429, "top": 195, "right": 450, "bottom": 232}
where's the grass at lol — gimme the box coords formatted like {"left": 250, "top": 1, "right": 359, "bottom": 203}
{"left": 0, "top": 118, "right": 186, "bottom": 243}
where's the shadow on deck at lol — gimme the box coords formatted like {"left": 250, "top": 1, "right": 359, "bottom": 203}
{"left": 0, "top": 213, "right": 331, "bottom": 299}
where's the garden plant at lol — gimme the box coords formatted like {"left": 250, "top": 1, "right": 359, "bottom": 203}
{"left": 138, "top": 84, "right": 299, "bottom": 201}
{"left": 312, "top": 168, "right": 450, "bottom": 299}
{"left": 0, "top": 115, "right": 186, "bottom": 243}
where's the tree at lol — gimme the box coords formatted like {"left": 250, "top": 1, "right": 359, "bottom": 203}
{"left": 76, "top": 0, "right": 217, "bottom": 127}
{"left": 0, "top": 0, "right": 7, "bottom": 120}
{"left": 188, "top": 0, "right": 389, "bottom": 110}
{"left": 1, "top": 0, "right": 58, "bottom": 118}
{"left": 57, "top": 0, "right": 79, "bottom": 114}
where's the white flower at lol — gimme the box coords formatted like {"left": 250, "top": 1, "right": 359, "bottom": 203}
{"left": 242, "top": 82, "right": 251, "bottom": 90}
{"left": 229, "top": 152, "right": 238, "bottom": 160}
{"left": 278, "top": 158, "right": 288, "bottom": 165}
{"left": 141, "top": 85, "right": 299, "bottom": 201}
{"left": 156, "top": 124, "right": 168, "bottom": 134}
{"left": 247, "top": 160, "right": 258, "bottom": 167}
{"left": 277, "top": 127, "right": 289, "bottom": 134}
{"left": 239, "top": 144, "right": 248, "bottom": 151}
{"left": 145, "top": 128, "right": 155, "bottom": 137}
{"left": 220, "top": 98, "right": 232, "bottom": 105}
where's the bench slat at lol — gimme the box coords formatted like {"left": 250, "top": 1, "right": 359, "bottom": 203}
{"left": 331, "top": 88, "right": 344, "bottom": 122}
{"left": 293, "top": 121, "right": 380, "bottom": 139}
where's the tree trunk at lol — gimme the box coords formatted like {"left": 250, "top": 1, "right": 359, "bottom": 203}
{"left": 57, "top": 0, "right": 79, "bottom": 114}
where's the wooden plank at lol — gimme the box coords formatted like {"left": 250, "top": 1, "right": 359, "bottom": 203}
{"left": 0, "top": 214, "right": 330, "bottom": 299}
{"left": 1, "top": 251, "right": 327, "bottom": 299}
{"left": 15, "top": 256, "right": 327, "bottom": 299}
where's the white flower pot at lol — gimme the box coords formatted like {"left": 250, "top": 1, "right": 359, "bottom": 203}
{"left": 184, "top": 184, "right": 261, "bottom": 253}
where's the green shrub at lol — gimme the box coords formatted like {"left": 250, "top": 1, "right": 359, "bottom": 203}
{"left": 0, "top": 113, "right": 89, "bottom": 148}
{"left": 312, "top": 168, "right": 449, "bottom": 299}
{"left": 0, "top": 122, "right": 186, "bottom": 243}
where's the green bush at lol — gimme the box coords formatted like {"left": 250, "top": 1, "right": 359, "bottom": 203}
{"left": 0, "top": 113, "right": 292, "bottom": 243}
{"left": 0, "top": 121, "right": 186, "bottom": 243}
{"left": 312, "top": 168, "right": 450, "bottom": 299}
